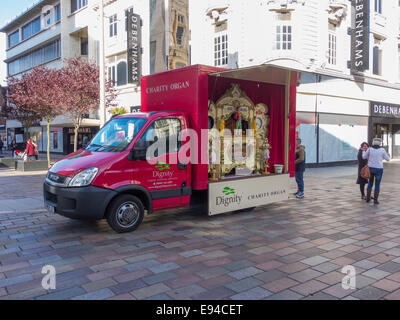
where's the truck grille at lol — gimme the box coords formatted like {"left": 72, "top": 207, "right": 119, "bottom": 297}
{"left": 47, "top": 173, "right": 67, "bottom": 185}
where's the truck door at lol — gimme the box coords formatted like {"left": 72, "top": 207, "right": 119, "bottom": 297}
{"left": 133, "top": 117, "right": 191, "bottom": 210}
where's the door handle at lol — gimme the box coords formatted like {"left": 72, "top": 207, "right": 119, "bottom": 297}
{"left": 178, "top": 163, "right": 187, "bottom": 170}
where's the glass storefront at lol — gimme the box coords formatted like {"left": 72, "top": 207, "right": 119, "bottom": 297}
{"left": 296, "top": 112, "right": 369, "bottom": 164}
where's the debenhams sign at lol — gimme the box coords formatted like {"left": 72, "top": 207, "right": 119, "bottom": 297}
{"left": 127, "top": 13, "right": 142, "bottom": 85}
{"left": 351, "top": 0, "right": 370, "bottom": 73}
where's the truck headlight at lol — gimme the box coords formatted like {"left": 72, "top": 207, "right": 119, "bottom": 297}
{"left": 69, "top": 168, "right": 99, "bottom": 187}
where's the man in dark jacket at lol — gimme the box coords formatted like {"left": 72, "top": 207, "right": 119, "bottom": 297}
{"left": 295, "top": 138, "right": 306, "bottom": 199}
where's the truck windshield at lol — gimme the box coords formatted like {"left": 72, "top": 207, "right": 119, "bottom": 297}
{"left": 87, "top": 118, "right": 147, "bottom": 153}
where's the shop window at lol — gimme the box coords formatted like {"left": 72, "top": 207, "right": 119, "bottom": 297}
{"left": 318, "top": 113, "right": 368, "bottom": 163}
{"left": 296, "top": 112, "right": 317, "bottom": 164}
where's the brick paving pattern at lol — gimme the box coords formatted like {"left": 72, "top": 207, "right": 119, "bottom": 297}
{"left": 0, "top": 162, "right": 399, "bottom": 300}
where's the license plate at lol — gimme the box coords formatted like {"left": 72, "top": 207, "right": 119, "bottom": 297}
{"left": 45, "top": 203, "right": 55, "bottom": 214}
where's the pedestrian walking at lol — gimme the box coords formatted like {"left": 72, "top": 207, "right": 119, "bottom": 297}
{"left": 357, "top": 142, "right": 369, "bottom": 200}
{"left": 363, "top": 138, "right": 390, "bottom": 205}
{"left": 10, "top": 139, "right": 17, "bottom": 157}
{"left": 295, "top": 138, "right": 306, "bottom": 199}
{"left": 24, "top": 139, "right": 36, "bottom": 161}
{"left": 32, "top": 139, "right": 39, "bottom": 160}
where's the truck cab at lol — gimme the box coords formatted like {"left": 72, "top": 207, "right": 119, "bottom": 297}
{"left": 44, "top": 111, "right": 192, "bottom": 233}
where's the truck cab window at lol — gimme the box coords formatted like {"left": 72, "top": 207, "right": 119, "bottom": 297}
{"left": 139, "top": 118, "right": 182, "bottom": 159}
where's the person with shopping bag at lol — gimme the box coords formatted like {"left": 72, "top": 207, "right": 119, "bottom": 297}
{"left": 24, "top": 139, "right": 36, "bottom": 161}
{"left": 357, "top": 142, "right": 369, "bottom": 200}
{"left": 362, "top": 138, "right": 390, "bottom": 205}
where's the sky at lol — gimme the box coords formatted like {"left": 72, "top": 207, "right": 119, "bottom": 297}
{"left": 0, "top": 0, "right": 38, "bottom": 28}
{"left": 0, "top": 0, "right": 39, "bottom": 85}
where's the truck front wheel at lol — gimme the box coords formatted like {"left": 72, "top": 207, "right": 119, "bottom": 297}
{"left": 106, "top": 195, "right": 144, "bottom": 233}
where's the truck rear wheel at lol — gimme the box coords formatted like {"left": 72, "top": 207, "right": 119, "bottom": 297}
{"left": 106, "top": 195, "right": 144, "bottom": 233}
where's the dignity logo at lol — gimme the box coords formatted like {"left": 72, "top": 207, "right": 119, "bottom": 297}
{"left": 216, "top": 187, "right": 242, "bottom": 207}
{"left": 153, "top": 162, "right": 173, "bottom": 178}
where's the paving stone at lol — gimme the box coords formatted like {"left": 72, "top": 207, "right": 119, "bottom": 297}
{"left": 0, "top": 274, "right": 34, "bottom": 288}
{"left": 289, "top": 269, "right": 323, "bottom": 283}
{"left": 262, "top": 277, "right": 299, "bottom": 293}
{"left": 179, "top": 250, "right": 204, "bottom": 258}
{"left": 192, "top": 286, "right": 235, "bottom": 300}
{"left": 312, "top": 262, "right": 340, "bottom": 273}
{"left": 72, "top": 288, "right": 115, "bottom": 300}
{"left": 301, "top": 256, "right": 330, "bottom": 267}
{"left": 131, "top": 283, "right": 170, "bottom": 300}
{"left": 266, "top": 290, "right": 304, "bottom": 300}
{"left": 376, "top": 262, "right": 400, "bottom": 273}
{"left": 124, "top": 260, "right": 160, "bottom": 272}
{"left": 225, "top": 277, "right": 263, "bottom": 293}
{"left": 143, "top": 272, "right": 179, "bottom": 286}
{"left": 248, "top": 246, "right": 274, "bottom": 255}
{"left": 362, "top": 269, "right": 391, "bottom": 280}
{"left": 82, "top": 278, "right": 118, "bottom": 293}
{"left": 166, "top": 284, "right": 207, "bottom": 300}
{"left": 288, "top": 238, "right": 309, "bottom": 245}
{"left": 254, "top": 269, "right": 287, "bottom": 283}
{"left": 353, "top": 260, "right": 380, "bottom": 270}
{"left": 222, "top": 260, "right": 254, "bottom": 272}
{"left": 372, "top": 279, "right": 400, "bottom": 292}
{"left": 352, "top": 286, "right": 388, "bottom": 300}
{"left": 124, "top": 253, "right": 158, "bottom": 263}
{"left": 37, "top": 287, "right": 86, "bottom": 300}
{"left": 110, "top": 279, "right": 147, "bottom": 295}
{"left": 291, "top": 280, "right": 329, "bottom": 296}
{"left": 196, "top": 267, "right": 228, "bottom": 280}
{"left": 228, "top": 267, "right": 263, "bottom": 280}
{"left": 230, "top": 287, "right": 272, "bottom": 300}
{"left": 323, "top": 284, "right": 355, "bottom": 299}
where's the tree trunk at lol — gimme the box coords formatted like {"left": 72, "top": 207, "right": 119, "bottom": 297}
{"left": 74, "top": 126, "right": 78, "bottom": 153}
{"left": 47, "top": 121, "right": 51, "bottom": 167}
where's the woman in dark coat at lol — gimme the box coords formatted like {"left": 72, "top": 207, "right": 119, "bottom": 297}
{"left": 357, "top": 142, "right": 369, "bottom": 200}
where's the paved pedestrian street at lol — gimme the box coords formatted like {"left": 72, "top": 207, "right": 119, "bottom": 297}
{"left": 0, "top": 162, "right": 399, "bottom": 300}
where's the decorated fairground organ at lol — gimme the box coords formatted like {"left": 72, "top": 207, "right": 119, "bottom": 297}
{"left": 208, "top": 84, "right": 271, "bottom": 181}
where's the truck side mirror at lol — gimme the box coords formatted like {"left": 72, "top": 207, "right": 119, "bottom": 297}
{"left": 129, "top": 140, "right": 148, "bottom": 161}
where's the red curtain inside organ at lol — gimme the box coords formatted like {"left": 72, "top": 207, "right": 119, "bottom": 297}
{"left": 208, "top": 77, "right": 287, "bottom": 171}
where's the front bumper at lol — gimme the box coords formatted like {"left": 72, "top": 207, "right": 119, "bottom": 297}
{"left": 43, "top": 182, "right": 118, "bottom": 220}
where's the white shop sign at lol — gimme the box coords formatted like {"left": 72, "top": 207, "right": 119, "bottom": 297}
{"left": 208, "top": 174, "right": 290, "bottom": 216}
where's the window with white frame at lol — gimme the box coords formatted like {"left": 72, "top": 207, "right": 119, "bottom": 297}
{"left": 71, "top": 0, "right": 88, "bottom": 13}
{"left": 274, "top": 25, "right": 292, "bottom": 50}
{"left": 108, "top": 65, "right": 116, "bottom": 85}
{"left": 328, "top": 23, "right": 337, "bottom": 65}
{"left": 374, "top": 0, "right": 382, "bottom": 14}
{"left": 214, "top": 34, "right": 228, "bottom": 67}
{"left": 109, "top": 14, "right": 118, "bottom": 37}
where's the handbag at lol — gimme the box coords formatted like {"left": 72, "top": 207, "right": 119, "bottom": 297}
{"left": 361, "top": 165, "right": 370, "bottom": 179}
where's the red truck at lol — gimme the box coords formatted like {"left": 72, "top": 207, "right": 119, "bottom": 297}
{"left": 44, "top": 64, "right": 300, "bottom": 233}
